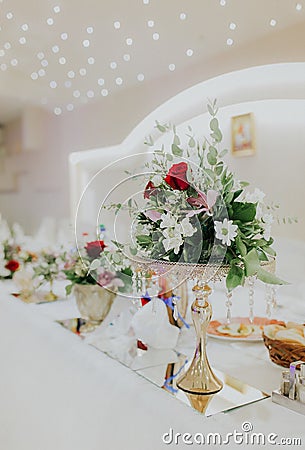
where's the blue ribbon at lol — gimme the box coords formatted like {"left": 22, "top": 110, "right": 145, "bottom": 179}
{"left": 141, "top": 292, "right": 190, "bottom": 329}
{"left": 163, "top": 358, "right": 189, "bottom": 393}
{"left": 162, "top": 295, "right": 190, "bottom": 329}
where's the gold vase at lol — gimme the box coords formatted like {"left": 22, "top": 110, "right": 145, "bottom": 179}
{"left": 74, "top": 284, "right": 116, "bottom": 333}
{"left": 176, "top": 282, "right": 223, "bottom": 407}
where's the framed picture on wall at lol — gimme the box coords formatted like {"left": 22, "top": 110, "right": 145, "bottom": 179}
{"left": 231, "top": 113, "right": 256, "bottom": 156}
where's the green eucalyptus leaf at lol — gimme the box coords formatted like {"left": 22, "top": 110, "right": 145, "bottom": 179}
{"left": 233, "top": 189, "right": 243, "bottom": 200}
{"left": 155, "top": 121, "right": 166, "bottom": 133}
{"left": 257, "top": 268, "right": 288, "bottom": 285}
{"left": 215, "top": 165, "right": 223, "bottom": 176}
{"left": 112, "top": 253, "right": 122, "bottom": 264}
{"left": 211, "top": 130, "right": 223, "bottom": 143}
{"left": 166, "top": 153, "right": 173, "bottom": 161}
{"left": 225, "top": 192, "right": 234, "bottom": 204}
{"left": 257, "top": 250, "right": 269, "bottom": 261}
{"left": 203, "top": 168, "right": 216, "bottom": 181}
{"left": 65, "top": 284, "right": 73, "bottom": 296}
{"left": 263, "top": 246, "right": 276, "bottom": 257}
{"left": 231, "top": 202, "right": 257, "bottom": 222}
{"left": 171, "top": 144, "right": 183, "bottom": 157}
{"left": 173, "top": 134, "right": 180, "bottom": 146}
{"left": 236, "top": 236, "right": 247, "bottom": 257}
{"left": 210, "top": 118, "right": 219, "bottom": 131}
{"left": 226, "top": 264, "right": 245, "bottom": 291}
{"left": 219, "top": 149, "right": 228, "bottom": 158}
{"left": 207, "top": 104, "right": 215, "bottom": 117}
{"left": 188, "top": 137, "right": 196, "bottom": 148}
{"left": 129, "top": 246, "right": 137, "bottom": 256}
{"left": 207, "top": 152, "right": 217, "bottom": 165}
{"left": 137, "top": 235, "right": 152, "bottom": 245}
{"left": 244, "top": 248, "right": 260, "bottom": 276}
{"left": 209, "top": 146, "right": 218, "bottom": 157}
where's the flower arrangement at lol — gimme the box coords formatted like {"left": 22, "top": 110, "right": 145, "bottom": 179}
{"left": 32, "top": 249, "right": 66, "bottom": 286}
{"left": 64, "top": 240, "right": 133, "bottom": 295}
{"left": 0, "top": 241, "right": 21, "bottom": 279}
{"left": 110, "top": 101, "right": 287, "bottom": 291}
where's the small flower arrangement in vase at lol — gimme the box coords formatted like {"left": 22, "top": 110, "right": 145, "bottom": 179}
{"left": 64, "top": 239, "right": 133, "bottom": 332}
{"left": 33, "top": 250, "right": 66, "bottom": 301}
{"left": 0, "top": 241, "right": 21, "bottom": 279}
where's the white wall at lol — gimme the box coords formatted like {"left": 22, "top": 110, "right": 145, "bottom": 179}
{"left": 1, "top": 21, "right": 305, "bottom": 234}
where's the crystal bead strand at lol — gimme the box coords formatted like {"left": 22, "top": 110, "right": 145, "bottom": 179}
{"left": 131, "top": 269, "right": 143, "bottom": 311}
{"left": 248, "top": 276, "right": 255, "bottom": 324}
{"left": 265, "top": 284, "right": 273, "bottom": 318}
{"left": 225, "top": 290, "right": 233, "bottom": 324}
{"left": 271, "top": 286, "right": 278, "bottom": 311}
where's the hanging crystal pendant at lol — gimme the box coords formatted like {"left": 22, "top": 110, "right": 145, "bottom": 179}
{"left": 225, "top": 290, "right": 233, "bottom": 324}
{"left": 248, "top": 276, "right": 255, "bottom": 323}
{"left": 265, "top": 284, "right": 273, "bottom": 318}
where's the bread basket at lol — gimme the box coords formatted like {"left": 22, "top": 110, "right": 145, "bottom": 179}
{"left": 263, "top": 325, "right": 305, "bottom": 368}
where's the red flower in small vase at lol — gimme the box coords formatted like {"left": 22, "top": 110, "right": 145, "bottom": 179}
{"left": 85, "top": 240, "right": 106, "bottom": 259}
{"left": 164, "top": 162, "right": 189, "bottom": 191}
{"left": 144, "top": 181, "right": 157, "bottom": 199}
{"left": 5, "top": 260, "right": 20, "bottom": 272}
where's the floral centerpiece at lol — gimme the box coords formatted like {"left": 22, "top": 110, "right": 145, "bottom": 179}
{"left": 32, "top": 249, "right": 66, "bottom": 301}
{"left": 113, "top": 101, "right": 286, "bottom": 292}
{"left": 64, "top": 240, "right": 132, "bottom": 295}
{"left": 0, "top": 241, "right": 21, "bottom": 279}
{"left": 64, "top": 239, "right": 133, "bottom": 331}
{"left": 105, "top": 100, "right": 289, "bottom": 401}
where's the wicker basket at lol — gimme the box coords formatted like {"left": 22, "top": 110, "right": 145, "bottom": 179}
{"left": 263, "top": 333, "right": 305, "bottom": 368}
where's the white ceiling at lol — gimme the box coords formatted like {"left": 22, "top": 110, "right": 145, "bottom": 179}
{"left": 0, "top": 0, "right": 305, "bottom": 121}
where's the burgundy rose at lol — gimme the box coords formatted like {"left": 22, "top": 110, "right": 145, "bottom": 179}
{"left": 5, "top": 260, "right": 20, "bottom": 272}
{"left": 164, "top": 162, "right": 189, "bottom": 190}
{"left": 85, "top": 240, "right": 106, "bottom": 259}
{"left": 144, "top": 181, "right": 157, "bottom": 199}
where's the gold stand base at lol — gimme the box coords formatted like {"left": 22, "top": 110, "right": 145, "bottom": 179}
{"left": 177, "top": 283, "right": 223, "bottom": 405}
{"left": 186, "top": 393, "right": 214, "bottom": 414}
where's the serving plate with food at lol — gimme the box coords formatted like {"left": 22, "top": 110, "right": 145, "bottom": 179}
{"left": 207, "top": 317, "right": 284, "bottom": 342}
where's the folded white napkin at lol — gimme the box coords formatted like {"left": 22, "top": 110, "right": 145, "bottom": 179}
{"left": 131, "top": 298, "right": 180, "bottom": 350}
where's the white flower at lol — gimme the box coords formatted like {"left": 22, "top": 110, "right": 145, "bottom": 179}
{"left": 178, "top": 217, "right": 196, "bottom": 238}
{"left": 262, "top": 213, "right": 274, "bottom": 241}
{"left": 160, "top": 213, "right": 177, "bottom": 229}
{"left": 162, "top": 227, "right": 183, "bottom": 254}
{"left": 214, "top": 219, "right": 238, "bottom": 246}
{"left": 245, "top": 188, "right": 266, "bottom": 204}
{"left": 151, "top": 174, "right": 163, "bottom": 186}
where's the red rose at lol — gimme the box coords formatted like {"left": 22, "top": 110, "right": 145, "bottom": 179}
{"left": 164, "top": 162, "right": 189, "bottom": 190}
{"left": 5, "top": 260, "right": 20, "bottom": 272}
{"left": 85, "top": 240, "right": 106, "bottom": 259}
{"left": 144, "top": 181, "right": 157, "bottom": 199}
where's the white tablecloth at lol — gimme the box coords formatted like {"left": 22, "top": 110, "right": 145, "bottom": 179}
{"left": 1, "top": 279, "right": 305, "bottom": 450}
